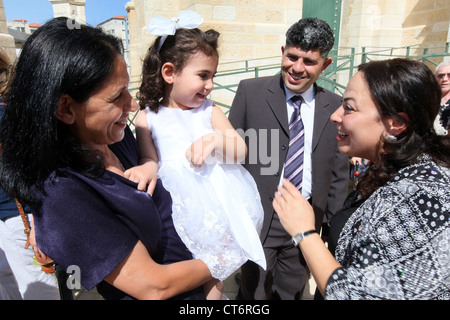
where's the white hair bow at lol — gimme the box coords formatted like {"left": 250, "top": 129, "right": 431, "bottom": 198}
{"left": 147, "top": 10, "right": 204, "bottom": 51}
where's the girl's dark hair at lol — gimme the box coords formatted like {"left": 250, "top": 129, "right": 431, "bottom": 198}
{"left": 0, "top": 17, "right": 124, "bottom": 205}
{"left": 356, "top": 58, "right": 450, "bottom": 198}
{"left": 137, "top": 28, "right": 219, "bottom": 112}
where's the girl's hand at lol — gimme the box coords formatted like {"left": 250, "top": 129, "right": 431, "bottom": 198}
{"left": 29, "top": 216, "right": 52, "bottom": 263}
{"left": 124, "top": 160, "right": 159, "bottom": 195}
{"left": 186, "top": 133, "right": 218, "bottom": 167}
{"left": 272, "top": 179, "right": 316, "bottom": 237}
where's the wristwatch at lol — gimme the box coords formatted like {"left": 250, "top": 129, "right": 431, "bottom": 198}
{"left": 292, "top": 230, "right": 318, "bottom": 246}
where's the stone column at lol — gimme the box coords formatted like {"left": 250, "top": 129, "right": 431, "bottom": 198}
{"left": 49, "top": 0, "right": 86, "bottom": 24}
{"left": 0, "top": 0, "right": 17, "bottom": 61}
{"left": 125, "top": 1, "right": 141, "bottom": 88}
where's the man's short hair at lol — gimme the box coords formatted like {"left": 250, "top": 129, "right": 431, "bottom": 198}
{"left": 285, "top": 18, "right": 335, "bottom": 58}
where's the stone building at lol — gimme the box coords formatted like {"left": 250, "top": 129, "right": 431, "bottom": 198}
{"left": 97, "top": 15, "right": 130, "bottom": 67}
{"left": 49, "top": 0, "right": 86, "bottom": 24}
{"left": 6, "top": 20, "right": 43, "bottom": 55}
{"left": 124, "top": 0, "right": 450, "bottom": 104}
{"left": 125, "top": 0, "right": 301, "bottom": 87}
{"left": 0, "top": 0, "right": 16, "bottom": 62}
{"left": 7, "top": 19, "right": 41, "bottom": 34}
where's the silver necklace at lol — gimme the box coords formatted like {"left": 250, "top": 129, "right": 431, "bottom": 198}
{"left": 112, "top": 152, "right": 125, "bottom": 171}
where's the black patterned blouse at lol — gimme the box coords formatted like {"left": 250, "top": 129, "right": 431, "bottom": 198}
{"left": 325, "top": 156, "right": 450, "bottom": 300}
{"left": 440, "top": 99, "right": 450, "bottom": 129}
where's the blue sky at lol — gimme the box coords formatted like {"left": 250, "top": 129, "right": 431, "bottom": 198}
{"left": 4, "top": 0, "right": 129, "bottom": 26}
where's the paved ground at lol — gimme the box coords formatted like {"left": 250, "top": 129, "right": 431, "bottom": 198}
{"left": 72, "top": 270, "right": 242, "bottom": 300}
{"left": 72, "top": 270, "right": 317, "bottom": 300}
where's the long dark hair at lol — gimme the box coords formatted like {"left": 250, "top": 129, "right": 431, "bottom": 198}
{"left": 356, "top": 58, "right": 450, "bottom": 198}
{"left": 0, "top": 17, "right": 124, "bottom": 205}
{"left": 137, "top": 28, "right": 219, "bottom": 112}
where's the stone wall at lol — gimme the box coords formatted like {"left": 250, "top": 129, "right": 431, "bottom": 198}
{"left": 125, "top": 0, "right": 301, "bottom": 88}
{"left": 49, "top": 0, "right": 86, "bottom": 24}
{"left": 0, "top": 0, "right": 17, "bottom": 62}
{"left": 339, "top": 0, "right": 450, "bottom": 56}
{"left": 124, "top": 0, "right": 450, "bottom": 104}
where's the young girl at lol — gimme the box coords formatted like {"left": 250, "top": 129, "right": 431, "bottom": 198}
{"left": 130, "top": 15, "right": 266, "bottom": 299}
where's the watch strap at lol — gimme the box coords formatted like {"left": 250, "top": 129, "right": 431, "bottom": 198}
{"left": 292, "top": 230, "right": 317, "bottom": 246}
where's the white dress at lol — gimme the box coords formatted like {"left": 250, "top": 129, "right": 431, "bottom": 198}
{"left": 145, "top": 100, "right": 266, "bottom": 280}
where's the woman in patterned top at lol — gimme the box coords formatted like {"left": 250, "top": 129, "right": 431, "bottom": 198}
{"left": 273, "top": 58, "right": 450, "bottom": 300}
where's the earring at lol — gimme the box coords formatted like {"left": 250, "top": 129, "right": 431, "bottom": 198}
{"left": 385, "top": 134, "right": 397, "bottom": 142}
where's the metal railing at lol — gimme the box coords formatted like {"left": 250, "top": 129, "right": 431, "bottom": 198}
{"left": 128, "top": 43, "right": 450, "bottom": 130}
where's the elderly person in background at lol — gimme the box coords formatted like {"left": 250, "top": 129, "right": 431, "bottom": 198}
{"left": 0, "top": 18, "right": 211, "bottom": 300}
{"left": 274, "top": 58, "right": 450, "bottom": 300}
{"left": 435, "top": 61, "right": 450, "bottom": 133}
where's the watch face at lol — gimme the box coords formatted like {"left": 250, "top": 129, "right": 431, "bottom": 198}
{"left": 292, "top": 233, "right": 303, "bottom": 246}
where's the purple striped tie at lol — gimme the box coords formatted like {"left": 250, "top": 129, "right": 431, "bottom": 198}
{"left": 284, "top": 95, "right": 304, "bottom": 191}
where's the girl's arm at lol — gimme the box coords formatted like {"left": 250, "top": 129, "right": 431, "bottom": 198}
{"left": 105, "top": 240, "right": 212, "bottom": 300}
{"left": 186, "top": 105, "right": 247, "bottom": 166}
{"left": 124, "top": 110, "right": 159, "bottom": 194}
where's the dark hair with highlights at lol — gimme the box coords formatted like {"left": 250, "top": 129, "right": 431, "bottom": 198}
{"left": 0, "top": 17, "right": 124, "bottom": 205}
{"left": 355, "top": 58, "right": 450, "bottom": 198}
{"left": 137, "top": 28, "right": 219, "bottom": 112}
{"left": 285, "top": 17, "right": 335, "bottom": 59}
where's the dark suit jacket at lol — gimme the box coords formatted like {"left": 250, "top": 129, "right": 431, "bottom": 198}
{"left": 229, "top": 75, "right": 349, "bottom": 241}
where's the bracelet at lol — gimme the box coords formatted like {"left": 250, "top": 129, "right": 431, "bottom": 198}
{"left": 292, "top": 230, "right": 318, "bottom": 246}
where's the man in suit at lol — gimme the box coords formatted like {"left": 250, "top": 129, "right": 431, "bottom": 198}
{"left": 228, "top": 18, "right": 349, "bottom": 300}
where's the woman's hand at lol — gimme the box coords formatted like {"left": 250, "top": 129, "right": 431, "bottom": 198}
{"left": 273, "top": 179, "right": 316, "bottom": 237}
{"left": 273, "top": 179, "right": 341, "bottom": 297}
